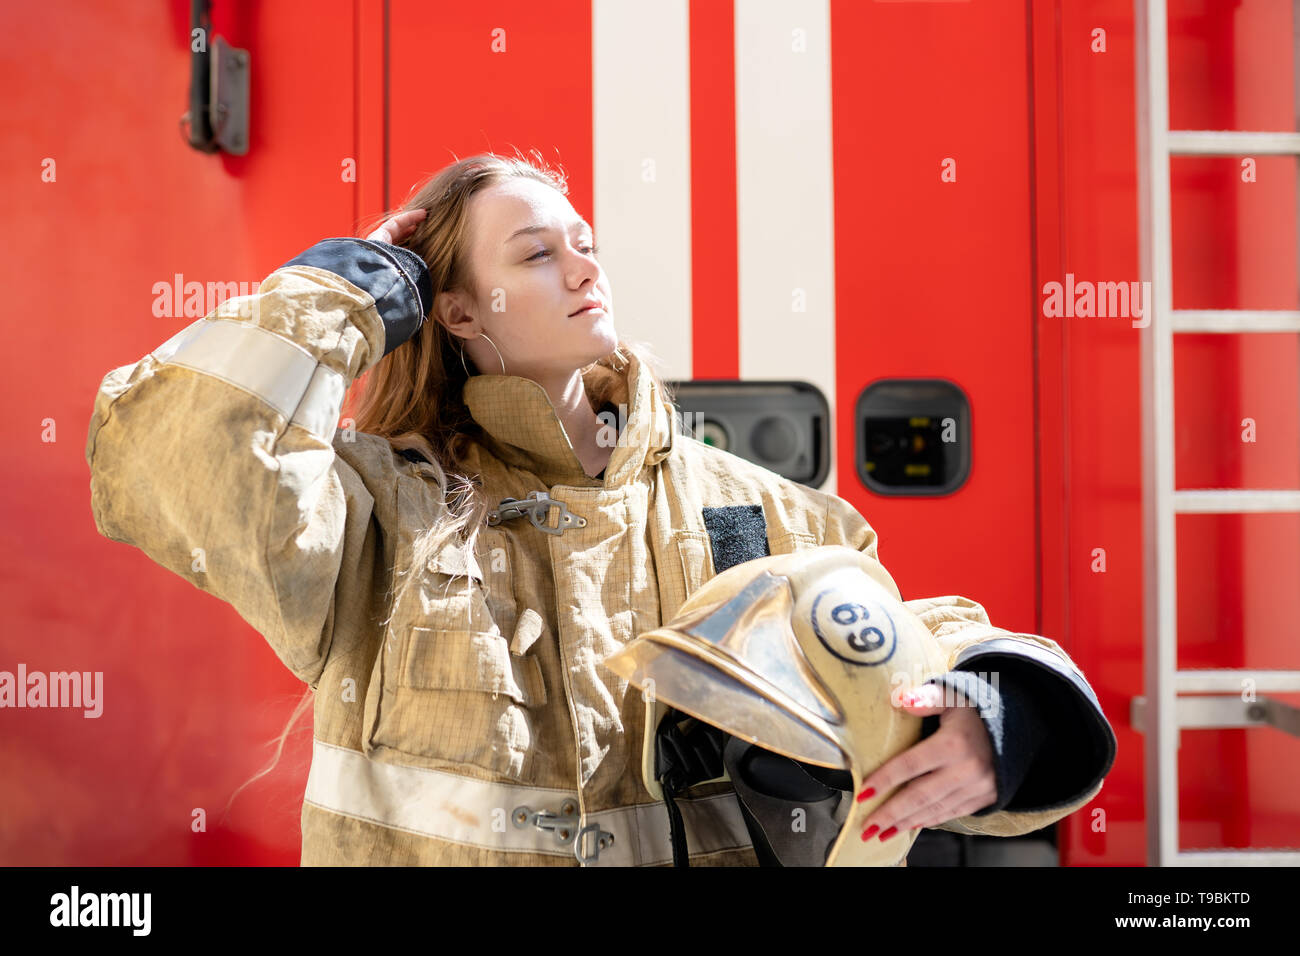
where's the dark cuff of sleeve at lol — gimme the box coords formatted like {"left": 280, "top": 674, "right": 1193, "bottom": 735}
{"left": 277, "top": 237, "right": 432, "bottom": 357}
{"left": 921, "top": 640, "right": 1118, "bottom": 817}
{"left": 919, "top": 669, "right": 1049, "bottom": 817}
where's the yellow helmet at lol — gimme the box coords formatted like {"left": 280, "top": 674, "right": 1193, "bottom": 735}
{"left": 603, "top": 544, "right": 950, "bottom": 866}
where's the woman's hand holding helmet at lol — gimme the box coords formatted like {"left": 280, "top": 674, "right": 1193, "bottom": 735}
{"left": 854, "top": 683, "right": 998, "bottom": 842}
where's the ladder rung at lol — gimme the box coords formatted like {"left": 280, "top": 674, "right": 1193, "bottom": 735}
{"left": 1131, "top": 691, "right": 1300, "bottom": 734}
{"left": 1175, "top": 849, "right": 1300, "bottom": 865}
{"left": 1168, "top": 130, "right": 1300, "bottom": 155}
{"left": 1174, "top": 490, "right": 1300, "bottom": 514}
{"left": 1176, "top": 670, "right": 1300, "bottom": 693}
{"left": 1174, "top": 695, "right": 1300, "bottom": 734}
{"left": 1173, "top": 309, "right": 1300, "bottom": 333}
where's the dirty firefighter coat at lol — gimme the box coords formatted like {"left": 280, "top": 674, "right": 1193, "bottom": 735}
{"left": 86, "top": 237, "right": 1117, "bottom": 867}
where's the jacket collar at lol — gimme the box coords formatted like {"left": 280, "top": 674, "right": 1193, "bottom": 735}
{"left": 461, "top": 350, "right": 676, "bottom": 489}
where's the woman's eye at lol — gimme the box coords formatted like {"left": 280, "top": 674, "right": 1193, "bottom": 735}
{"left": 528, "top": 245, "right": 599, "bottom": 261}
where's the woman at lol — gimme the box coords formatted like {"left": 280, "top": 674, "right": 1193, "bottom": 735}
{"left": 86, "top": 152, "right": 1115, "bottom": 866}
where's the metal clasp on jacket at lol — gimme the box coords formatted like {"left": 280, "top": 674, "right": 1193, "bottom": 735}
{"left": 487, "top": 491, "right": 587, "bottom": 536}
{"left": 572, "top": 823, "right": 616, "bottom": 863}
{"left": 512, "top": 800, "right": 615, "bottom": 862}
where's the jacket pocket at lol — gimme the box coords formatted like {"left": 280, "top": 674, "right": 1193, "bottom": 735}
{"left": 363, "top": 626, "right": 547, "bottom": 779}
{"left": 676, "top": 528, "right": 815, "bottom": 592}
{"left": 769, "top": 530, "right": 818, "bottom": 554}
{"left": 360, "top": 539, "right": 544, "bottom": 779}
{"left": 674, "top": 529, "right": 715, "bottom": 603}
{"left": 401, "top": 627, "right": 546, "bottom": 705}
{"left": 667, "top": 527, "right": 817, "bottom": 621}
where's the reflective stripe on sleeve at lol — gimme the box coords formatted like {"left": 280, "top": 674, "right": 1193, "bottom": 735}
{"left": 289, "top": 363, "right": 347, "bottom": 442}
{"left": 152, "top": 317, "right": 344, "bottom": 443}
{"left": 303, "top": 738, "right": 754, "bottom": 866}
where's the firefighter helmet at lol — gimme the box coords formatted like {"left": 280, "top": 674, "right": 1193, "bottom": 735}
{"left": 603, "top": 545, "right": 950, "bottom": 866}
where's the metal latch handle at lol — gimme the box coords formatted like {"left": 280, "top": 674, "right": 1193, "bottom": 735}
{"left": 488, "top": 491, "right": 587, "bottom": 536}
{"left": 512, "top": 801, "right": 616, "bottom": 862}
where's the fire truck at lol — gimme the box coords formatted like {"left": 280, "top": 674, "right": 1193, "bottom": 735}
{"left": 4, "top": 0, "right": 1296, "bottom": 866}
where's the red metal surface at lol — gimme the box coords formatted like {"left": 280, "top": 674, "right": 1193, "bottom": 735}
{"left": 1041, "top": 0, "right": 1151, "bottom": 867}
{"left": 689, "top": 0, "right": 740, "bottom": 379}
{"left": 1, "top": 0, "right": 362, "bottom": 866}
{"left": 829, "top": 0, "right": 1040, "bottom": 680}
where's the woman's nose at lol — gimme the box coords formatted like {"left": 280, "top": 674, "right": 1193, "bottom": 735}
{"left": 569, "top": 262, "right": 600, "bottom": 289}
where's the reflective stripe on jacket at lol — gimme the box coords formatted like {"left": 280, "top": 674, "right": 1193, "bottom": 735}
{"left": 86, "top": 238, "right": 1116, "bottom": 866}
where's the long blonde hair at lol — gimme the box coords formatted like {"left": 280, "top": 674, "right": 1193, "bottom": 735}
{"left": 227, "top": 150, "right": 673, "bottom": 812}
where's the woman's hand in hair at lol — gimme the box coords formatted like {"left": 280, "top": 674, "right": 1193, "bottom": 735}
{"left": 366, "top": 207, "right": 427, "bottom": 245}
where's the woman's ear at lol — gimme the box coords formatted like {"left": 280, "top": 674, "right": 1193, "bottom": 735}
{"left": 433, "top": 288, "right": 478, "bottom": 342}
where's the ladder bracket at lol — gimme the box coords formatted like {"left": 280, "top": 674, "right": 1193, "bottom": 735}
{"left": 1131, "top": 694, "right": 1300, "bottom": 738}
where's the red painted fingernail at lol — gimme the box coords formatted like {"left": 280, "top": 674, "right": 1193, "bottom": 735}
{"left": 878, "top": 826, "right": 899, "bottom": 842}
{"left": 861, "top": 824, "right": 879, "bottom": 841}
{"left": 855, "top": 786, "right": 876, "bottom": 803}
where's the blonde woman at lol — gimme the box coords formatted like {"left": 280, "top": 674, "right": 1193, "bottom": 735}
{"left": 86, "top": 153, "right": 1115, "bottom": 866}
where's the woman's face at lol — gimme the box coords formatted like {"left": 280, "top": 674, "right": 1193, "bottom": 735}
{"left": 447, "top": 177, "right": 617, "bottom": 381}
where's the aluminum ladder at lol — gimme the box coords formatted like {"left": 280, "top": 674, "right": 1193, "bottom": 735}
{"left": 1132, "top": 0, "right": 1300, "bottom": 865}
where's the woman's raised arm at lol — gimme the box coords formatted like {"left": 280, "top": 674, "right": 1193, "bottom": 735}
{"left": 85, "top": 214, "right": 432, "bottom": 687}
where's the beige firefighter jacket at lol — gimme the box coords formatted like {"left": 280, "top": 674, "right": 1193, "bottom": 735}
{"left": 86, "top": 237, "right": 1115, "bottom": 866}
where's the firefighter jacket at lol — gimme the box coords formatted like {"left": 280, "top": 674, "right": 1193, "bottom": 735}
{"left": 85, "top": 237, "right": 1117, "bottom": 866}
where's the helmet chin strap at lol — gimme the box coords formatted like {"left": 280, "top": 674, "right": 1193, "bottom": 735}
{"left": 653, "top": 710, "right": 728, "bottom": 868}
{"left": 722, "top": 735, "right": 851, "bottom": 867}
{"left": 652, "top": 705, "right": 855, "bottom": 868}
